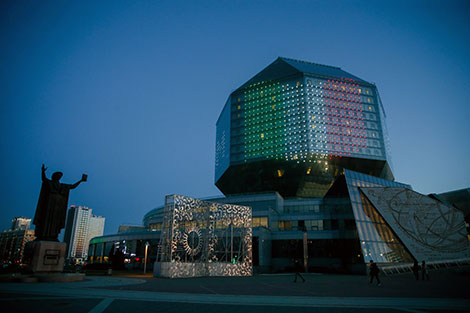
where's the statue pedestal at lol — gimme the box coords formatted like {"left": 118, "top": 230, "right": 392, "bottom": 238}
{"left": 24, "top": 241, "right": 66, "bottom": 273}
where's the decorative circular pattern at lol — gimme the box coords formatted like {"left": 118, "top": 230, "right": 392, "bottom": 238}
{"left": 159, "top": 195, "right": 252, "bottom": 277}
{"left": 183, "top": 228, "right": 203, "bottom": 256}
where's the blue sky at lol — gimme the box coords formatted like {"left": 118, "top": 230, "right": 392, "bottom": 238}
{"left": 1, "top": 0, "right": 469, "bottom": 234}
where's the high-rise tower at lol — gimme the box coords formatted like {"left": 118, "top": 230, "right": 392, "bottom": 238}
{"left": 63, "top": 206, "right": 105, "bottom": 262}
{"left": 11, "top": 216, "right": 31, "bottom": 231}
{"left": 215, "top": 57, "right": 394, "bottom": 197}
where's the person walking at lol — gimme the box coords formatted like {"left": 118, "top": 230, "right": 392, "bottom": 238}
{"left": 421, "top": 261, "right": 429, "bottom": 280}
{"left": 412, "top": 260, "right": 419, "bottom": 280}
{"left": 369, "top": 260, "right": 381, "bottom": 286}
{"left": 293, "top": 259, "right": 306, "bottom": 283}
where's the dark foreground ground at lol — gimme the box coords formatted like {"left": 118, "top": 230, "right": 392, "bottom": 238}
{"left": 106, "top": 268, "right": 470, "bottom": 299}
{"left": 0, "top": 268, "right": 469, "bottom": 313}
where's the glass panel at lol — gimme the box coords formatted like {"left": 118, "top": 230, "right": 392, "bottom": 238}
{"left": 344, "top": 170, "right": 413, "bottom": 263}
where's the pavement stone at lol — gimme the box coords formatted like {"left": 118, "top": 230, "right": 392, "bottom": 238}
{"left": 103, "top": 270, "right": 469, "bottom": 299}
{"left": 0, "top": 269, "right": 468, "bottom": 312}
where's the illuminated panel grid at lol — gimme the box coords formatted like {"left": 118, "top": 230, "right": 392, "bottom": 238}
{"left": 231, "top": 77, "right": 385, "bottom": 164}
{"left": 215, "top": 99, "right": 231, "bottom": 181}
{"left": 231, "top": 80, "right": 307, "bottom": 163}
{"left": 306, "top": 77, "right": 384, "bottom": 160}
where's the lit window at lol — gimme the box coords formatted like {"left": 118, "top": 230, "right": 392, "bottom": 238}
{"left": 278, "top": 221, "right": 291, "bottom": 231}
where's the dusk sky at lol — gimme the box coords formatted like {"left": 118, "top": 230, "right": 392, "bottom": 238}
{"left": 1, "top": 0, "right": 469, "bottom": 235}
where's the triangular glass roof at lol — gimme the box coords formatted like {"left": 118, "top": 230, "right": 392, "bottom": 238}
{"left": 236, "top": 57, "right": 372, "bottom": 92}
{"left": 280, "top": 57, "right": 370, "bottom": 84}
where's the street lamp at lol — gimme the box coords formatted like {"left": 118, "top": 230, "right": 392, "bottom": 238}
{"left": 144, "top": 241, "right": 150, "bottom": 274}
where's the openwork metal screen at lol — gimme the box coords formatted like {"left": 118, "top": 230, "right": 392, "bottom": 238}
{"left": 154, "top": 195, "right": 252, "bottom": 278}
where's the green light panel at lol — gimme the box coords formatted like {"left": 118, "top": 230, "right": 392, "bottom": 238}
{"left": 232, "top": 80, "right": 308, "bottom": 162}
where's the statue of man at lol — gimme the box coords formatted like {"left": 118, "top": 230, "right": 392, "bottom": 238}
{"left": 33, "top": 164, "right": 87, "bottom": 241}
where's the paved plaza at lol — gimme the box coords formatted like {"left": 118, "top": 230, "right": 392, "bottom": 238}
{"left": 0, "top": 269, "right": 469, "bottom": 313}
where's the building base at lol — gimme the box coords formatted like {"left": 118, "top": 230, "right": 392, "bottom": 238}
{"left": 23, "top": 241, "right": 66, "bottom": 273}
{"left": 154, "top": 261, "right": 252, "bottom": 278}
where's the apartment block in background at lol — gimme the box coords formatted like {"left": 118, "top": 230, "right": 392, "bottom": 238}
{"left": 63, "top": 205, "right": 105, "bottom": 263}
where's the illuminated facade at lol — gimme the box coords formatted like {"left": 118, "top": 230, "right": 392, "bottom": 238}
{"left": 0, "top": 228, "right": 35, "bottom": 263}
{"left": 216, "top": 57, "right": 393, "bottom": 197}
{"left": 11, "top": 217, "right": 31, "bottom": 231}
{"left": 155, "top": 195, "right": 252, "bottom": 278}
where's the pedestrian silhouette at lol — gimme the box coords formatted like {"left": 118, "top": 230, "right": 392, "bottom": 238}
{"left": 412, "top": 260, "right": 419, "bottom": 280}
{"left": 421, "top": 261, "right": 429, "bottom": 280}
{"left": 293, "top": 259, "right": 305, "bottom": 283}
{"left": 369, "top": 260, "right": 381, "bottom": 286}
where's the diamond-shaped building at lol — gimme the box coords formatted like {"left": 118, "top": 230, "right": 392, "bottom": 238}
{"left": 215, "top": 57, "right": 393, "bottom": 197}
{"left": 87, "top": 57, "right": 469, "bottom": 276}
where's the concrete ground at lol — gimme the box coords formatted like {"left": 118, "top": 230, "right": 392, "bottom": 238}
{"left": 0, "top": 268, "right": 469, "bottom": 313}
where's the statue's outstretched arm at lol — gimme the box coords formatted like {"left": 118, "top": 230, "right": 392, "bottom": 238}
{"left": 41, "top": 164, "right": 47, "bottom": 181}
{"left": 70, "top": 174, "right": 86, "bottom": 189}
{"left": 70, "top": 179, "right": 83, "bottom": 190}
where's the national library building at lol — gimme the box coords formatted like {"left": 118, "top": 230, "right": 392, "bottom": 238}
{"left": 89, "top": 57, "right": 470, "bottom": 274}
